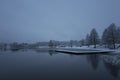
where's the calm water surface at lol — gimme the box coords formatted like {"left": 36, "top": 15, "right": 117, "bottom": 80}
{"left": 0, "top": 49, "right": 120, "bottom": 80}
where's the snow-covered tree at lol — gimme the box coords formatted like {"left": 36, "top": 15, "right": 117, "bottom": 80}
{"left": 116, "top": 27, "right": 120, "bottom": 43}
{"left": 89, "top": 28, "right": 99, "bottom": 48}
{"left": 80, "top": 39, "right": 85, "bottom": 47}
{"left": 104, "top": 23, "right": 117, "bottom": 49}
{"left": 85, "top": 34, "right": 90, "bottom": 47}
{"left": 102, "top": 29, "right": 108, "bottom": 48}
{"left": 69, "top": 40, "right": 73, "bottom": 47}
{"left": 48, "top": 40, "right": 55, "bottom": 48}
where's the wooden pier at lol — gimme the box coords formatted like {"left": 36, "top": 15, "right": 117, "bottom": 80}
{"left": 55, "top": 49, "right": 113, "bottom": 55}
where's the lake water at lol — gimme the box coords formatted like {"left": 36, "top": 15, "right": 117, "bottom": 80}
{"left": 0, "top": 49, "right": 120, "bottom": 80}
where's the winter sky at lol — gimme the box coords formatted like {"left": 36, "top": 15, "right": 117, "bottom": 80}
{"left": 0, "top": 0, "right": 120, "bottom": 43}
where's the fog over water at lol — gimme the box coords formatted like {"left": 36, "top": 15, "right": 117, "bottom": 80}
{"left": 0, "top": 0, "right": 120, "bottom": 43}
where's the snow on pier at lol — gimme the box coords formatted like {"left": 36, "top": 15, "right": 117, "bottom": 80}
{"left": 55, "top": 49, "right": 114, "bottom": 55}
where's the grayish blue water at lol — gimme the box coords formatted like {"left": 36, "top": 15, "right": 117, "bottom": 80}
{"left": 0, "top": 49, "right": 120, "bottom": 80}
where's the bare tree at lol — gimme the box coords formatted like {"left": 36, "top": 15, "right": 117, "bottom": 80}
{"left": 89, "top": 28, "right": 99, "bottom": 48}
{"left": 103, "top": 23, "right": 117, "bottom": 49}
{"left": 102, "top": 29, "right": 108, "bottom": 48}
{"left": 85, "top": 34, "right": 90, "bottom": 47}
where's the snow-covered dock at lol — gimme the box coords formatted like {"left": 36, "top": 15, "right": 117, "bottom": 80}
{"left": 55, "top": 49, "right": 114, "bottom": 55}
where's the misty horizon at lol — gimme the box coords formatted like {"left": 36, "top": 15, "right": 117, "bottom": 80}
{"left": 0, "top": 0, "right": 120, "bottom": 43}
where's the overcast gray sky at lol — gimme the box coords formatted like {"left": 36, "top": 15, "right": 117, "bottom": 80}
{"left": 0, "top": 0, "right": 120, "bottom": 43}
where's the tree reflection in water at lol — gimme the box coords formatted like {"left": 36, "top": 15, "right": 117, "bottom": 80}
{"left": 48, "top": 50, "right": 57, "bottom": 56}
{"left": 86, "top": 54, "right": 100, "bottom": 70}
{"left": 102, "top": 55, "right": 120, "bottom": 78}
{"left": 86, "top": 54, "right": 120, "bottom": 79}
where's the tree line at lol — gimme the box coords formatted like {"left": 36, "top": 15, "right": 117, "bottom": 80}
{"left": 1, "top": 23, "right": 119, "bottom": 50}
{"left": 48, "top": 23, "right": 120, "bottom": 49}
{"left": 85, "top": 23, "right": 120, "bottom": 49}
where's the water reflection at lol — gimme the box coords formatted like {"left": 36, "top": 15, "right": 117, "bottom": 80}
{"left": 0, "top": 48, "right": 7, "bottom": 51}
{"left": 10, "top": 49, "right": 20, "bottom": 51}
{"left": 0, "top": 49, "right": 120, "bottom": 80}
{"left": 48, "top": 50, "right": 57, "bottom": 56}
{"left": 102, "top": 55, "right": 120, "bottom": 78}
{"left": 86, "top": 54, "right": 100, "bottom": 70}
